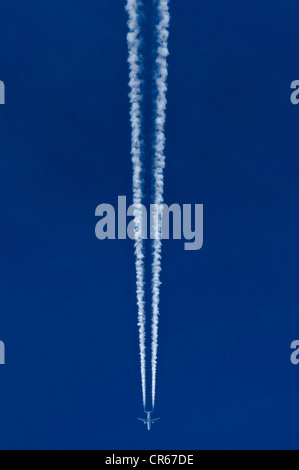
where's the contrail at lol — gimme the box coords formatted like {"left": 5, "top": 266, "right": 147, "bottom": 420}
{"left": 151, "top": 0, "right": 170, "bottom": 410}
{"left": 125, "top": 0, "right": 147, "bottom": 409}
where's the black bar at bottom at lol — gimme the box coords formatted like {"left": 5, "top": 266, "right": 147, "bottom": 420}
{"left": 0, "top": 450, "right": 292, "bottom": 462}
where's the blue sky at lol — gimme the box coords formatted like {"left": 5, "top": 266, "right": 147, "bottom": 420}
{"left": 0, "top": 0, "right": 299, "bottom": 450}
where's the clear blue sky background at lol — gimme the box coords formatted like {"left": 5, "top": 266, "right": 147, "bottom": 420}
{"left": 0, "top": 0, "right": 298, "bottom": 450}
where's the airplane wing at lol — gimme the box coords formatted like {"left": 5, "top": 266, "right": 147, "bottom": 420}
{"left": 152, "top": 418, "right": 161, "bottom": 423}
{"left": 137, "top": 418, "right": 146, "bottom": 423}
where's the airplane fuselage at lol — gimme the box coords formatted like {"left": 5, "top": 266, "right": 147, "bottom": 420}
{"left": 146, "top": 412, "right": 152, "bottom": 431}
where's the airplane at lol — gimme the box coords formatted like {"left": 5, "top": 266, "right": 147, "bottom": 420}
{"left": 137, "top": 411, "right": 161, "bottom": 431}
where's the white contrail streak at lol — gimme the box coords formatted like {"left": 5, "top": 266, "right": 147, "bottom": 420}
{"left": 151, "top": 0, "right": 170, "bottom": 410}
{"left": 125, "top": 0, "right": 147, "bottom": 409}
